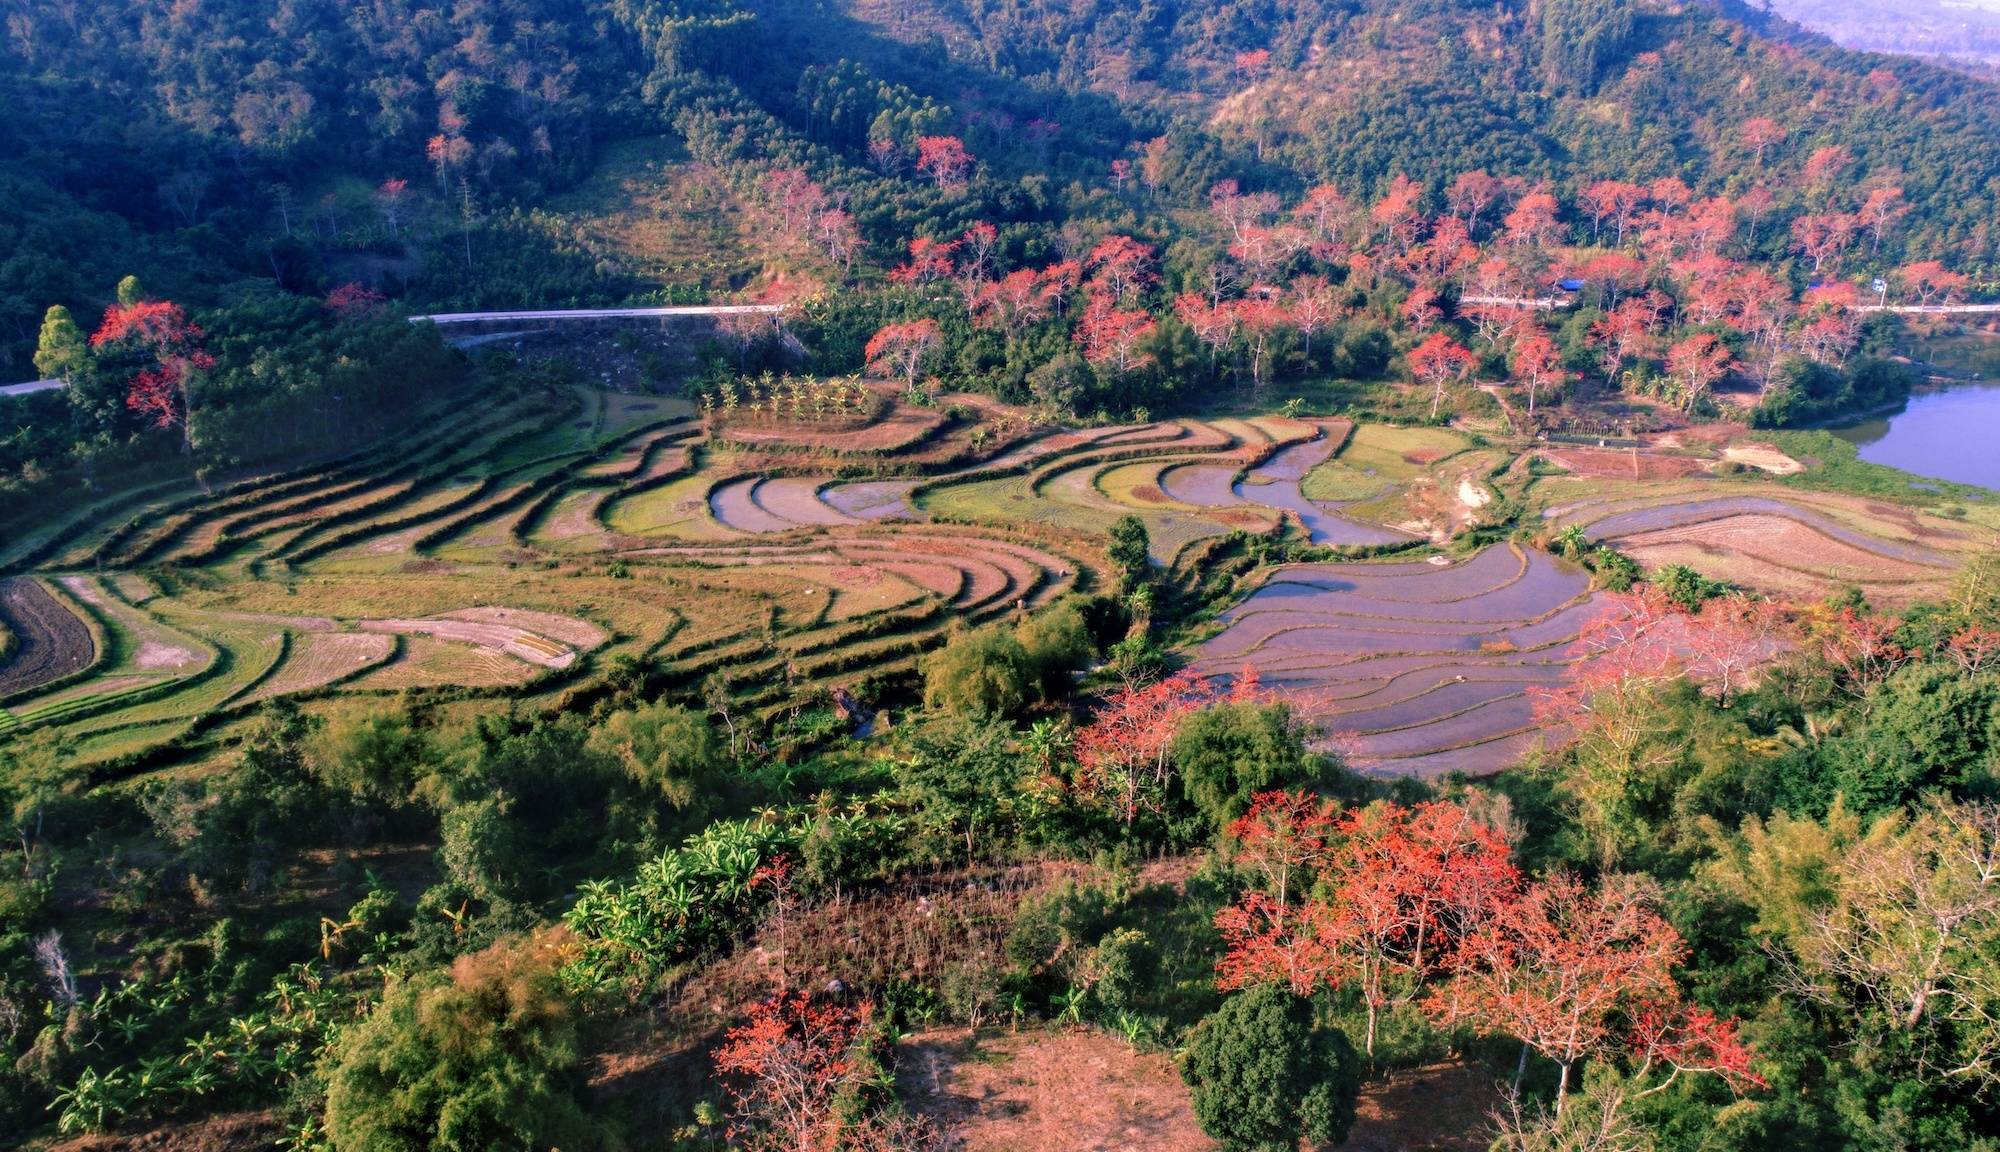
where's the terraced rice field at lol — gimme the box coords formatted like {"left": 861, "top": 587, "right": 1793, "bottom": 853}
{"left": 245, "top": 633, "right": 397, "bottom": 701}
{"left": 1544, "top": 487, "right": 1980, "bottom": 603}
{"left": 1193, "top": 545, "right": 1610, "bottom": 777}
{"left": 2, "top": 375, "right": 1985, "bottom": 779}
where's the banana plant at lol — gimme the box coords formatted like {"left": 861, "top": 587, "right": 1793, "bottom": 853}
{"left": 1050, "top": 988, "right": 1086, "bottom": 1029}
{"left": 52, "top": 1066, "right": 135, "bottom": 1135}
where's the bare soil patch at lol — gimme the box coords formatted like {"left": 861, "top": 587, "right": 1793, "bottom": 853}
{"left": 359, "top": 617, "right": 578, "bottom": 668}
{"left": 1721, "top": 443, "right": 1804, "bottom": 475}
{"left": 720, "top": 403, "right": 944, "bottom": 454}
{"left": 1348, "top": 1061, "right": 1505, "bottom": 1152}
{"left": 46, "top": 1108, "right": 281, "bottom": 1152}
{"left": 0, "top": 576, "right": 95, "bottom": 698}
{"left": 348, "top": 635, "right": 536, "bottom": 689}
{"left": 133, "top": 640, "right": 202, "bottom": 670}
{"left": 900, "top": 1030, "right": 1496, "bottom": 1152}
{"left": 901, "top": 1028, "right": 1213, "bottom": 1152}
{"left": 438, "top": 607, "right": 609, "bottom": 650}
{"left": 1539, "top": 446, "right": 1708, "bottom": 480}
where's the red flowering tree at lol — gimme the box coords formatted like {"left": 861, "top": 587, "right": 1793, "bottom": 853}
{"left": 713, "top": 992, "right": 873, "bottom": 1151}
{"left": 1217, "top": 797, "right": 1519, "bottom": 1056}
{"left": 325, "top": 282, "right": 387, "bottom": 320}
{"left": 1502, "top": 190, "right": 1562, "bottom": 251}
{"left": 1225, "top": 790, "right": 1340, "bottom": 907}
{"left": 914, "top": 135, "right": 973, "bottom": 188}
{"left": 91, "top": 298, "right": 214, "bottom": 453}
{"left": 1663, "top": 333, "right": 1733, "bottom": 413}
{"left": 1085, "top": 235, "right": 1157, "bottom": 304}
{"left": 1898, "top": 260, "right": 1970, "bottom": 309}
{"left": 1509, "top": 327, "right": 1567, "bottom": 420}
{"left": 1287, "top": 275, "right": 1342, "bottom": 359}
{"left": 1739, "top": 117, "right": 1786, "bottom": 165}
{"left": 1806, "top": 605, "right": 1908, "bottom": 695}
{"left": 1175, "top": 291, "right": 1238, "bottom": 376}
{"left": 1427, "top": 872, "right": 1759, "bottom": 1116}
{"left": 863, "top": 319, "right": 944, "bottom": 392}
{"left": 1946, "top": 627, "right": 2000, "bottom": 674}
{"left": 1074, "top": 669, "right": 1215, "bottom": 821}
{"left": 1230, "top": 293, "right": 1291, "bottom": 394}
{"left": 1074, "top": 294, "right": 1156, "bottom": 377}
{"left": 1584, "top": 296, "right": 1648, "bottom": 382}
{"left": 1790, "top": 213, "right": 1857, "bottom": 275}
{"left": 376, "top": 177, "right": 408, "bottom": 237}
{"left": 888, "top": 236, "right": 957, "bottom": 286}
{"left": 978, "top": 269, "right": 1050, "bottom": 334}
{"left": 1579, "top": 180, "right": 1647, "bottom": 246}
{"left": 1408, "top": 331, "right": 1476, "bottom": 420}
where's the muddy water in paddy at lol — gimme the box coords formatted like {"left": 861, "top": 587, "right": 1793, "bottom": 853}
{"left": 820, "top": 480, "right": 921, "bottom": 521}
{"left": 1195, "top": 545, "right": 1612, "bottom": 777}
{"left": 1161, "top": 439, "right": 1411, "bottom": 547}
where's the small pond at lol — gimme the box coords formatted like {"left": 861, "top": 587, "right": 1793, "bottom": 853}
{"left": 1827, "top": 334, "right": 2000, "bottom": 491}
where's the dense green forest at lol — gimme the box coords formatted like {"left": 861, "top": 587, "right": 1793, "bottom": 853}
{"left": 5, "top": 0, "right": 1998, "bottom": 488}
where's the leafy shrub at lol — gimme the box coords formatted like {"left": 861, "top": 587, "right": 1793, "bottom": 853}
{"left": 1182, "top": 985, "right": 1361, "bottom": 1152}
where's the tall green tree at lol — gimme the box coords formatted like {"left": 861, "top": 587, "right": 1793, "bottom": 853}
{"left": 31, "top": 306, "right": 87, "bottom": 382}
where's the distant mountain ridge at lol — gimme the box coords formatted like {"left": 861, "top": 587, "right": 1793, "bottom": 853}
{"left": 1764, "top": 0, "right": 2000, "bottom": 70}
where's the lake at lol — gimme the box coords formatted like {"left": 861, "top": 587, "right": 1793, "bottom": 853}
{"left": 1828, "top": 334, "right": 2000, "bottom": 491}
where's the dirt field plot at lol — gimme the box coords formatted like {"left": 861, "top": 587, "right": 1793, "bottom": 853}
{"left": 247, "top": 633, "right": 398, "bottom": 701}
{"left": 1538, "top": 445, "right": 1711, "bottom": 481}
{"left": 60, "top": 576, "right": 210, "bottom": 673}
{"left": 348, "top": 635, "right": 538, "bottom": 690}
{"left": 1556, "top": 491, "right": 1963, "bottom": 601}
{"left": 0, "top": 577, "right": 97, "bottom": 698}
{"left": 359, "top": 617, "right": 586, "bottom": 668}
{"left": 718, "top": 403, "right": 944, "bottom": 454}
{"left": 901, "top": 1029, "right": 1212, "bottom": 1152}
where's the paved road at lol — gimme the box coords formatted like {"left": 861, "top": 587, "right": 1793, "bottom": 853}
{"left": 1853, "top": 303, "right": 2000, "bottom": 315}
{"left": 1463, "top": 295, "right": 2000, "bottom": 316}
{"left": 0, "top": 379, "right": 62, "bottom": 398}
{"left": 408, "top": 305, "right": 786, "bottom": 325}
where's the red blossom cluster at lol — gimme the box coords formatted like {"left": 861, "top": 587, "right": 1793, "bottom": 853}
{"left": 713, "top": 992, "right": 872, "bottom": 1151}
{"left": 914, "top": 135, "right": 973, "bottom": 188}
{"left": 1214, "top": 791, "right": 1763, "bottom": 1115}
{"left": 1215, "top": 795, "right": 1517, "bottom": 1056}
{"left": 324, "top": 282, "right": 387, "bottom": 319}
{"left": 92, "top": 300, "right": 213, "bottom": 442}
{"left": 862, "top": 319, "right": 944, "bottom": 391}
{"left": 1072, "top": 668, "right": 1221, "bottom": 821}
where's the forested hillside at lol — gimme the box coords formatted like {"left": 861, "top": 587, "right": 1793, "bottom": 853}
{"left": 2, "top": 0, "right": 1997, "bottom": 379}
